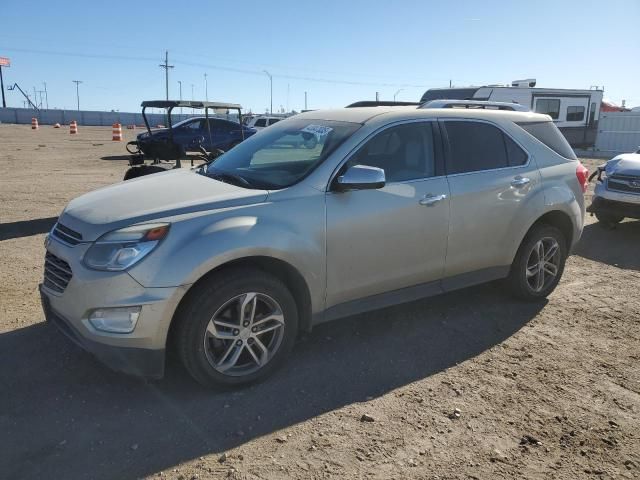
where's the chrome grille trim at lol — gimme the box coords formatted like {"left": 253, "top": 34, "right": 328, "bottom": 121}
{"left": 51, "top": 223, "right": 84, "bottom": 246}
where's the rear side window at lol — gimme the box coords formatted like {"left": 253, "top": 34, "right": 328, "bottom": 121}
{"left": 444, "top": 121, "right": 527, "bottom": 173}
{"left": 254, "top": 118, "right": 267, "bottom": 127}
{"left": 535, "top": 99, "right": 560, "bottom": 119}
{"left": 268, "top": 118, "right": 281, "bottom": 126}
{"left": 504, "top": 135, "right": 528, "bottom": 166}
{"left": 516, "top": 121, "right": 577, "bottom": 160}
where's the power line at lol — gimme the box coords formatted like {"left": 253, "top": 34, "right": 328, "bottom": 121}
{"left": 1, "top": 46, "right": 434, "bottom": 89}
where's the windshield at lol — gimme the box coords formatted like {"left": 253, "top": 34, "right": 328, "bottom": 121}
{"left": 202, "top": 118, "right": 361, "bottom": 189}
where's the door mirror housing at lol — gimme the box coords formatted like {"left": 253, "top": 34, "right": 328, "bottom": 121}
{"left": 335, "top": 165, "right": 385, "bottom": 191}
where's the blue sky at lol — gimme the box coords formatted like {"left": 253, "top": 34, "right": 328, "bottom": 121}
{"left": 1, "top": 0, "right": 639, "bottom": 113}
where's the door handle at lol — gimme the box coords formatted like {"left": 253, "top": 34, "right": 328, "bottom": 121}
{"left": 511, "top": 176, "right": 531, "bottom": 188}
{"left": 419, "top": 194, "right": 447, "bottom": 206}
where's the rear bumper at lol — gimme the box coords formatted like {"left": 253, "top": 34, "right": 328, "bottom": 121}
{"left": 40, "top": 285, "right": 165, "bottom": 378}
{"left": 587, "top": 196, "right": 640, "bottom": 219}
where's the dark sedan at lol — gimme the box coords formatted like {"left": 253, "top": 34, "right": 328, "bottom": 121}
{"left": 137, "top": 117, "right": 256, "bottom": 153}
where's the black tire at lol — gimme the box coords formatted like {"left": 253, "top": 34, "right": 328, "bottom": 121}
{"left": 595, "top": 212, "right": 623, "bottom": 229}
{"left": 123, "top": 165, "right": 167, "bottom": 180}
{"left": 507, "top": 224, "right": 568, "bottom": 301}
{"left": 174, "top": 268, "right": 298, "bottom": 388}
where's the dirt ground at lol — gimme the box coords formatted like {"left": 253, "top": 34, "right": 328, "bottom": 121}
{"left": 0, "top": 123, "right": 638, "bottom": 480}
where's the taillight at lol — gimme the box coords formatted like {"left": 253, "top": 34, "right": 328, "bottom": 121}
{"left": 576, "top": 162, "right": 589, "bottom": 193}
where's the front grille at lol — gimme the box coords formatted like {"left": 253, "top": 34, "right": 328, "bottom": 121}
{"left": 44, "top": 252, "right": 73, "bottom": 294}
{"left": 608, "top": 175, "right": 640, "bottom": 195}
{"left": 51, "top": 222, "right": 83, "bottom": 245}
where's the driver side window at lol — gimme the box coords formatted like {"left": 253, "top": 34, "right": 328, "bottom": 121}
{"left": 185, "top": 119, "right": 204, "bottom": 130}
{"left": 348, "top": 122, "right": 435, "bottom": 182}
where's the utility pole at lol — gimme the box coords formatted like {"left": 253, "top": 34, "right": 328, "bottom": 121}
{"left": 304, "top": 91, "right": 307, "bottom": 110}
{"left": 72, "top": 80, "right": 82, "bottom": 110}
{"left": 178, "top": 80, "right": 183, "bottom": 117}
{"left": 33, "top": 87, "right": 38, "bottom": 108}
{"left": 393, "top": 88, "right": 403, "bottom": 101}
{"left": 263, "top": 70, "right": 273, "bottom": 114}
{"left": 286, "top": 83, "right": 290, "bottom": 113}
{"left": 43, "top": 82, "right": 49, "bottom": 109}
{"left": 204, "top": 73, "right": 208, "bottom": 101}
{"left": 0, "top": 62, "right": 7, "bottom": 108}
{"left": 449, "top": 79, "right": 452, "bottom": 88}
{"left": 158, "top": 50, "right": 174, "bottom": 101}
{"left": 37, "top": 90, "right": 45, "bottom": 110}
{"left": 375, "top": 91, "right": 379, "bottom": 101}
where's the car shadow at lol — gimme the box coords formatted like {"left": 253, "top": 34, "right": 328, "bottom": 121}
{"left": 0, "top": 216, "right": 57, "bottom": 241}
{"left": 100, "top": 155, "right": 133, "bottom": 161}
{"left": 0, "top": 284, "right": 544, "bottom": 480}
{"left": 573, "top": 219, "right": 640, "bottom": 271}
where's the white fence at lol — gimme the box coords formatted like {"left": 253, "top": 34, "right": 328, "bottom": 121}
{"left": 594, "top": 112, "right": 640, "bottom": 155}
{"left": 0, "top": 107, "right": 236, "bottom": 127}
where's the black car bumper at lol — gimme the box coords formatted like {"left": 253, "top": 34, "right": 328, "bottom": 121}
{"left": 40, "top": 285, "right": 165, "bottom": 378}
{"left": 587, "top": 196, "right": 640, "bottom": 219}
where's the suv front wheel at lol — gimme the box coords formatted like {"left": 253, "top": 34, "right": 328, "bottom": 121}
{"left": 175, "top": 268, "right": 298, "bottom": 387}
{"left": 507, "top": 224, "right": 568, "bottom": 301}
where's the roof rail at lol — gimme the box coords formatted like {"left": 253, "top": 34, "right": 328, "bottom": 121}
{"left": 346, "top": 100, "right": 421, "bottom": 108}
{"left": 420, "top": 99, "right": 529, "bottom": 112}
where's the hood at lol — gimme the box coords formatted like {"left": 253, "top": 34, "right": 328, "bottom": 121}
{"left": 606, "top": 153, "right": 640, "bottom": 177}
{"left": 59, "top": 169, "right": 268, "bottom": 241}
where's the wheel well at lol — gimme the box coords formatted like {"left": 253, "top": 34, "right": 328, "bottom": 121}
{"left": 527, "top": 210, "right": 574, "bottom": 247}
{"left": 167, "top": 256, "right": 313, "bottom": 349}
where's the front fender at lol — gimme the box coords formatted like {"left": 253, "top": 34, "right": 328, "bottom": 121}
{"left": 128, "top": 196, "right": 325, "bottom": 314}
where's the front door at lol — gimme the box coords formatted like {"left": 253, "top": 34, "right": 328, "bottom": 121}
{"left": 325, "top": 121, "right": 450, "bottom": 308}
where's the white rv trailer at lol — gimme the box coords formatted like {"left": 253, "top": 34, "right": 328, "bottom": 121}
{"left": 421, "top": 79, "right": 604, "bottom": 148}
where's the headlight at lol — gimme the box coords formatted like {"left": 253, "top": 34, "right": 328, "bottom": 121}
{"left": 83, "top": 223, "right": 170, "bottom": 271}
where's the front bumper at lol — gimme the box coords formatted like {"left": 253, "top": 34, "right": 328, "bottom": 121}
{"left": 40, "top": 234, "right": 189, "bottom": 378}
{"left": 587, "top": 196, "right": 640, "bottom": 219}
{"left": 41, "top": 285, "right": 165, "bottom": 378}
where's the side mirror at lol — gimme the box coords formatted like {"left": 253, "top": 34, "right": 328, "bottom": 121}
{"left": 335, "top": 165, "right": 385, "bottom": 191}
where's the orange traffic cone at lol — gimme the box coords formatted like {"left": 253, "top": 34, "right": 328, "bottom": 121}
{"left": 53, "top": 123, "right": 61, "bottom": 128}
{"left": 112, "top": 123, "right": 123, "bottom": 141}
{"left": 31, "top": 117, "right": 39, "bottom": 130}
{"left": 70, "top": 121, "right": 78, "bottom": 134}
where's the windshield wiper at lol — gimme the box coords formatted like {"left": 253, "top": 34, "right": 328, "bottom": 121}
{"left": 204, "top": 170, "right": 252, "bottom": 188}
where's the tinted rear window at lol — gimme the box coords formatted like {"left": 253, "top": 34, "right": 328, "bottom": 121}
{"left": 516, "top": 121, "right": 577, "bottom": 160}
{"left": 444, "top": 121, "right": 508, "bottom": 173}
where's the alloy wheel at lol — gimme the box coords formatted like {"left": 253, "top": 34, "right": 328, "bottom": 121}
{"left": 203, "top": 292, "right": 285, "bottom": 376}
{"left": 525, "top": 237, "right": 561, "bottom": 293}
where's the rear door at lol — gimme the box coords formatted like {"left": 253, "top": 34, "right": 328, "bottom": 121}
{"left": 441, "top": 119, "right": 542, "bottom": 284}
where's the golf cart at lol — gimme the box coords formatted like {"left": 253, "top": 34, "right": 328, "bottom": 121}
{"left": 124, "top": 100, "right": 252, "bottom": 180}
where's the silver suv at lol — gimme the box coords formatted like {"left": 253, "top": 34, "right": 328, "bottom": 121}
{"left": 41, "top": 106, "right": 588, "bottom": 387}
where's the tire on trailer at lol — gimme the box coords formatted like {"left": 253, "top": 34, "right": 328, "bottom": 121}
{"left": 174, "top": 267, "right": 299, "bottom": 388}
{"left": 123, "top": 165, "right": 168, "bottom": 181}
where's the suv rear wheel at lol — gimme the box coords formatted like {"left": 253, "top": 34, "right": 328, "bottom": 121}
{"left": 175, "top": 268, "right": 298, "bottom": 387}
{"left": 507, "top": 224, "right": 568, "bottom": 301}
